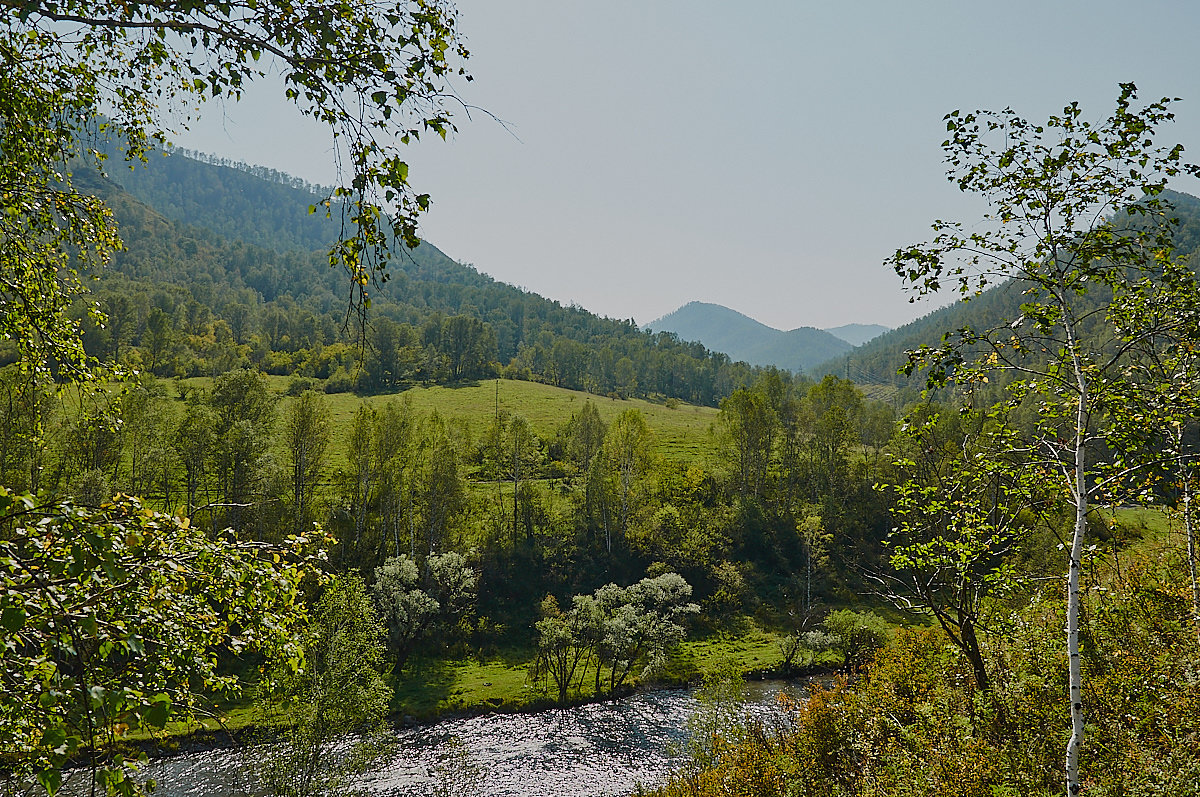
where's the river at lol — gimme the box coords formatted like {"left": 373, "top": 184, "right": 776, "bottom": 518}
{"left": 70, "top": 681, "right": 806, "bottom": 797}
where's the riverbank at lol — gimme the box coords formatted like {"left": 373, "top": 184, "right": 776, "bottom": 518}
{"left": 114, "top": 681, "right": 816, "bottom": 797}
{"left": 135, "top": 621, "right": 835, "bottom": 758}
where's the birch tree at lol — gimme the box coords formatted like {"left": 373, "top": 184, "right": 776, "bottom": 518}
{"left": 888, "top": 83, "right": 1200, "bottom": 795}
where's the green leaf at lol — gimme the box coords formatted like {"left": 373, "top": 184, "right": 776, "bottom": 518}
{"left": 143, "top": 696, "right": 173, "bottom": 729}
{"left": 37, "top": 768, "right": 62, "bottom": 797}
{"left": 1, "top": 605, "right": 25, "bottom": 633}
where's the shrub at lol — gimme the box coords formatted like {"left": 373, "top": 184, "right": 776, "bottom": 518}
{"left": 821, "top": 609, "right": 890, "bottom": 671}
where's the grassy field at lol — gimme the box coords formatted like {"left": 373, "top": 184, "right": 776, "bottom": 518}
{"left": 168, "top": 375, "right": 722, "bottom": 473}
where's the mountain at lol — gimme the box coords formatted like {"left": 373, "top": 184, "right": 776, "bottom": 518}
{"left": 65, "top": 147, "right": 779, "bottom": 406}
{"left": 825, "top": 323, "right": 889, "bottom": 347}
{"left": 647, "top": 302, "right": 854, "bottom": 376}
{"left": 821, "top": 189, "right": 1200, "bottom": 389}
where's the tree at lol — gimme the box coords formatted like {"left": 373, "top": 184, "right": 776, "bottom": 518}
{"left": 821, "top": 609, "right": 889, "bottom": 672}
{"left": 142, "top": 308, "right": 174, "bottom": 375}
{"left": 501, "top": 415, "right": 540, "bottom": 542}
{"left": 0, "top": 367, "right": 54, "bottom": 494}
{"left": 603, "top": 409, "right": 655, "bottom": 551}
{"left": 209, "top": 369, "right": 278, "bottom": 535}
{"left": 565, "top": 400, "right": 606, "bottom": 479}
{"left": 284, "top": 391, "right": 331, "bottom": 536}
{"left": 3, "top": 0, "right": 469, "bottom": 372}
{"left": 373, "top": 397, "right": 417, "bottom": 558}
{"left": 119, "top": 377, "right": 172, "bottom": 499}
{"left": 889, "top": 84, "right": 1200, "bottom": 795}
{"left": 372, "top": 552, "right": 477, "bottom": 670}
{"left": 532, "top": 573, "right": 699, "bottom": 704}
{"left": 174, "top": 400, "right": 217, "bottom": 521}
{"left": 412, "top": 412, "right": 465, "bottom": 561}
{"left": 253, "top": 575, "right": 391, "bottom": 797}
{"left": 880, "top": 412, "right": 1043, "bottom": 693}
{"left": 531, "top": 595, "right": 601, "bottom": 706}
{"left": 719, "top": 387, "right": 775, "bottom": 500}
{"left": 340, "top": 404, "right": 377, "bottom": 567}
{"left": 0, "top": 491, "right": 320, "bottom": 797}
{"left": 593, "top": 572, "right": 699, "bottom": 693}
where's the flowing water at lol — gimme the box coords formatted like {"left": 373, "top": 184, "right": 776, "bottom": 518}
{"left": 68, "top": 681, "right": 806, "bottom": 797}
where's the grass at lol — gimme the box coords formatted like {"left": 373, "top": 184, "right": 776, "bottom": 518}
{"left": 386, "top": 620, "right": 825, "bottom": 722}
{"left": 165, "top": 375, "right": 721, "bottom": 477}
{"left": 134, "top": 619, "right": 823, "bottom": 744}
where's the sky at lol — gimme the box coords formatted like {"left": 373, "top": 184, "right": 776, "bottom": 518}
{"left": 172, "top": 0, "right": 1200, "bottom": 332}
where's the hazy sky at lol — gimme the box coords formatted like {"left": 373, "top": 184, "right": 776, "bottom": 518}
{"left": 172, "top": 0, "right": 1200, "bottom": 331}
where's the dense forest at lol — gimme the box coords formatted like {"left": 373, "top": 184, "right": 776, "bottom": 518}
{"left": 40, "top": 147, "right": 777, "bottom": 406}
{"left": 0, "top": 363, "right": 895, "bottom": 643}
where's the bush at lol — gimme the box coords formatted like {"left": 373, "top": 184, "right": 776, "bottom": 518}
{"left": 285, "top": 375, "right": 318, "bottom": 396}
{"left": 324, "top": 369, "right": 354, "bottom": 393}
{"left": 821, "top": 609, "right": 889, "bottom": 671}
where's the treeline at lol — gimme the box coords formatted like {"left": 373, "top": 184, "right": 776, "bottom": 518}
{"left": 47, "top": 165, "right": 773, "bottom": 406}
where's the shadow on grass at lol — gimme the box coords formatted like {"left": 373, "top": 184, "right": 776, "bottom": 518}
{"left": 390, "top": 658, "right": 455, "bottom": 716}
{"left": 490, "top": 646, "right": 535, "bottom": 668}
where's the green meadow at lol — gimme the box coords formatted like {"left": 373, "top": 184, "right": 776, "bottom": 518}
{"left": 168, "top": 375, "right": 722, "bottom": 473}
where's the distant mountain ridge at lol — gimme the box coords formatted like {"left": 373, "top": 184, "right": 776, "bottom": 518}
{"left": 647, "top": 302, "right": 884, "bottom": 375}
{"left": 817, "top": 189, "right": 1200, "bottom": 388}
{"left": 825, "top": 323, "right": 889, "bottom": 347}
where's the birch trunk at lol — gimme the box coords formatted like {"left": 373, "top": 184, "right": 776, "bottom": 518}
{"left": 1065, "top": 347, "right": 1088, "bottom": 797}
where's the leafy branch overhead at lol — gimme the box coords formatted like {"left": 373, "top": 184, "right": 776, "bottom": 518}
{"left": 0, "top": 489, "right": 325, "bottom": 796}
{"left": 2, "top": 0, "right": 469, "bottom": 372}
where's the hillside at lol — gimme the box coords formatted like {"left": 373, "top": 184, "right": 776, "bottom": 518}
{"left": 173, "top": 375, "right": 722, "bottom": 472}
{"left": 67, "top": 148, "right": 780, "bottom": 406}
{"left": 647, "top": 301, "right": 853, "bottom": 375}
{"left": 823, "top": 189, "right": 1200, "bottom": 387}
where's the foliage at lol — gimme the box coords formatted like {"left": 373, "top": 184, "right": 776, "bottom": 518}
{"left": 820, "top": 609, "right": 890, "bottom": 672}
{"left": 0, "top": 489, "right": 320, "bottom": 796}
{"left": 650, "top": 548, "right": 1200, "bottom": 797}
{"left": 283, "top": 390, "right": 331, "bottom": 535}
{"left": 372, "top": 551, "right": 477, "bottom": 669}
{"left": 594, "top": 572, "right": 700, "bottom": 692}
{"left": 680, "top": 664, "right": 748, "bottom": 775}
{"left": 888, "top": 83, "right": 1200, "bottom": 794}
{"left": 0, "top": 26, "right": 116, "bottom": 376}
{"left": 532, "top": 573, "right": 699, "bottom": 704}
{"left": 4, "top": 0, "right": 470, "bottom": 375}
{"left": 253, "top": 574, "right": 392, "bottom": 797}
{"left": 879, "top": 410, "right": 1046, "bottom": 691}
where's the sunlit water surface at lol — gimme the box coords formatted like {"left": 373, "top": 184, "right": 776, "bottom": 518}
{"left": 65, "top": 682, "right": 806, "bottom": 797}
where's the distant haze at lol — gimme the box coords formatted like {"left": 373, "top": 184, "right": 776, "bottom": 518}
{"left": 646, "top": 302, "right": 887, "bottom": 375}
{"left": 170, "top": 0, "right": 1200, "bottom": 331}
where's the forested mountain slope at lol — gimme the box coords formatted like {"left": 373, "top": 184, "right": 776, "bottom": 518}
{"left": 61, "top": 148, "right": 780, "bottom": 405}
{"left": 648, "top": 301, "right": 853, "bottom": 375}
{"left": 824, "top": 189, "right": 1200, "bottom": 387}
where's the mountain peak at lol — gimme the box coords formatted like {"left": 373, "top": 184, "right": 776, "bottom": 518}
{"left": 648, "top": 302, "right": 860, "bottom": 375}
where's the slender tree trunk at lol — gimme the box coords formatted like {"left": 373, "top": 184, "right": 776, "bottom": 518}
{"left": 408, "top": 489, "right": 416, "bottom": 559}
{"left": 805, "top": 532, "right": 812, "bottom": 613}
{"left": 1066, "top": 380, "right": 1088, "bottom": 796}
{"left": 1179, "top": 429, "right": 1200, "bottom": 641}
{"left": 512, "top": 441, "right": 520, "bottom": 546}
{"left": 960, "top": 617, "right": 990, "bottom": 695}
